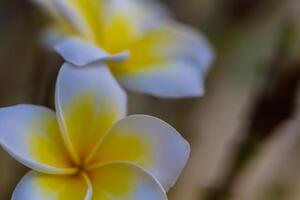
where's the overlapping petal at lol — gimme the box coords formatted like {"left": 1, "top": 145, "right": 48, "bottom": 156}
{"left": 0, "top": 105, "right": 75, "bottom": 174}
{"left": 54, "top": 38, "right": 129, "bottom": 66}
{"left": 88, "top": 115, "right": 190, "bottom": 191}
{"left": 104, "top": 0, "right": 169, "bottom": 31}
{"left": 12, "top": 171, "right": 92, "bottom": 200}
{"left": 88, "top": 162, "right": 167, "bottom": 200}
{"left": 67, "top": 0, "right": 104, "bottom": 39}
{"left": 32, "top": 0, "right": 92, "bottom": 38}
{"left": 55, "top": 62, "right": 127, "bottom": 164}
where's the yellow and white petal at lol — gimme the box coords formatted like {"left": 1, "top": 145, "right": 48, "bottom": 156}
{"left": 12, "top": 171, "right": 92, "bottom": 200}
{"left": 60, "top": 0, "right": 104, "bottom": 40}
{"left": 101, "top": 0, "right": 169, "bottom": 53}
{"left": 55, "top": 38, "right": 129, "bottom": 66}
{"left": 104, "top": 0, "right": 169, "bottom": 32}
{"left": 111, "top": 22, "right": 214, "bottom": 98}
{"left": 0, "top": 105, "right": 75, "bottom": 174}
{"left": 88, "top": 162, "right": 167, "bottom": 200}
{"left": 89, "top": 115, "right": 190, "bottom": 191}
{"left": 55, "top": 62, "right": 127, "bottom": 163}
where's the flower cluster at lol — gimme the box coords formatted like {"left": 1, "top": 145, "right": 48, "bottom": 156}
{"left": 0, "top": 0, "right": 214, "bottom": 199}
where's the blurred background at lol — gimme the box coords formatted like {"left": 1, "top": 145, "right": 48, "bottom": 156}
{"left": 2, "top": 0, "right": 300, "bottom": 199}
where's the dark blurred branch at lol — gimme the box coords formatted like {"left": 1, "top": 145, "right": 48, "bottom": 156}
{"left": 32, "top": 51, "right": 61, "bottom": 108}
{"left": 222, "top": 0, "right": 282, "bottom": 24}
{"left": 204, "top": 22, "right": 300, "bottom": 200}
{"left": 224, "top": 0, "right": 266, "bottom": 20}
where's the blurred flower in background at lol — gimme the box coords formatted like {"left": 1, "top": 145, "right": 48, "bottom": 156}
{"left": 31, "top": 0, "right": 215, "bottom": 98}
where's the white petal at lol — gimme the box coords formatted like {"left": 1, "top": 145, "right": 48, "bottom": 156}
{"left": 164, "top": 22, "right": 215, "bottom": 75}
{"left": 119, "top": 62, "right": 204, "bottom": 98}
{"left": 55, "top": 38, "right": 129, "bottom": 66}
{"left": 30, "top": 0, "right": 92, "bottom": 38}
{"left": 90, "top": 115, "right": 190, "bottom": 191}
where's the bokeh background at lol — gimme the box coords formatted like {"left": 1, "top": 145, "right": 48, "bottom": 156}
{"left": 2, "top": 0, "right": 300, "bottom": 199}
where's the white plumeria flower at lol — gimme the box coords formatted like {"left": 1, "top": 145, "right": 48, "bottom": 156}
{"left": 32, "top": 0, "right": 215, "bottom": 98}
{"left": 0, "top": 63, "right": 190, "bottom": 200}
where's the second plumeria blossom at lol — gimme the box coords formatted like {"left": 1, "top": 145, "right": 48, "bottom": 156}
{"left": 0, "top": 63, "right": 190, "bottom": 200}
{"left": 33, "top": 0, "right": 214, "bottom": 98}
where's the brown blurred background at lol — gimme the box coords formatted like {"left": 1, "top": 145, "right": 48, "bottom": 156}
{"left": 2, "top": 0, "right": 300, "bottom": 199}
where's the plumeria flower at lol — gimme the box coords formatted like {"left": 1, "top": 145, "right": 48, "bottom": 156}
{"left": 32, "top": 0, "right": 214, "bottom": 98}
{"left": 0, "top": 63, "right": 190, "bottom": 200}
